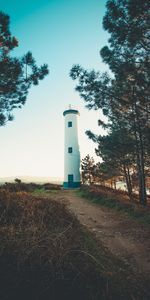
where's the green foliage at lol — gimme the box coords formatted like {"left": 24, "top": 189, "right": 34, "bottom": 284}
{"left": 102, "top": 0, "right": 150, "bottom": 52}
{"left": 81, "top": 154, "right": 95, "bottom": 184}
{"left": 81, "top": 154, "right": 120, "bottom": 188}
{"left": 14, "top": 178, "right": 22, "bottom": 184}
{"left": 0, "top": 11, "right": 49, "bottom": 125}
{"left": 70, "top": 0, "right": 150, "bottom": 205}
{"left": 94, "top": 126, "right": 135, "bottom": 197}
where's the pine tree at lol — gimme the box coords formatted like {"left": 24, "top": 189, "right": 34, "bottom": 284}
{"left": 87, "top": 126, "right": 135, "bottom": 198}
{"left": 0, "top": 11, "right": 49, "bottom": 125}
{"left": 70, "top": 0, "right": 150, "bottom": 205}
{"left": 81, "top": 155, "right": 95, "bottom": 185}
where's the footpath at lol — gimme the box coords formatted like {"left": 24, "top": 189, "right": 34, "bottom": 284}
{"left": 61, "top": 189, "right": 150, "bottom": 277}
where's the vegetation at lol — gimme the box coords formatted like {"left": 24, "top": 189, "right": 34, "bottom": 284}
{"left": 0, "top": 185, "right": 149, "bottom": 299}
{"left": 0, "top": 11, "right": 49, "bottom": 125}
{"left": 0, "top": 188, "right": 103, "bottom": 300}
{"left": 81, "top": 155, "right": 120, "bottom": 189}
{"left": 1, "top": 2, "right": 150, "bottom": 298}
{"left": 70, "top": 0, "right": 150, "bottom": 206}
{"left": 81, "top": 155, "right": 95, "bottom": 185}
{"left": 78, "top": 185, "right": 150, "bottom": 225}
{"left": 2, "top": 179, "right": 62, "bottom": 193}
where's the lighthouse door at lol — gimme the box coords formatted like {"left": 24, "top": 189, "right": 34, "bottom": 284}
{"left": 68, "top": 174, "right": 73, "bottom": 187}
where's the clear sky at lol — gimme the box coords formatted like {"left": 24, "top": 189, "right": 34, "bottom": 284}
{"left": 0, "top": 0, "right": 109, "bottom": 179}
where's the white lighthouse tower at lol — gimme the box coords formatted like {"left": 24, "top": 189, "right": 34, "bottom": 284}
{"left": 63, "top": 107, "right": 81, "bottom": 188}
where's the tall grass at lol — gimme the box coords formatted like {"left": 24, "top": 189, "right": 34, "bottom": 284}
{"left": 0, "top": 189, "right": 107, "bottom": 300}
{"left": 0, "top": 188, "right": 149, "bottom": 299}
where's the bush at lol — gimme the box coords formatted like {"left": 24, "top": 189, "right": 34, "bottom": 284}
{"left": 0, "top": 181, "right": 62, "bottom": 193}
{"left": 2, "top": 182, "right": 41, "bottom": 192}
{"left": 42, "top": 182, "right": 62, "bottom": 190}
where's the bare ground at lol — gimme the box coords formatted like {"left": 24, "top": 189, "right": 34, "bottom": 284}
{"left": 56, "top": 189, "right": 150, "bottom": 279}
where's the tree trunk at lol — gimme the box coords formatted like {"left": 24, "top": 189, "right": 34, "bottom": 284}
{"left": 132, "top": 94, "right": 147, "bottom": 205}
{"left": 138, "top": 128, "right": 147, "bottom": 206}
{"left": 113, "top": 179, "right": 116, "bottom": 189}
{"left": 110, "top": 180, "right": 113, "bottom": 188}
{"left": 133, "top": 129, "right": 147, "bottom": 205}
{"left": 123, "top": 164, "right": 132, "bottom": 200}
{"left": 127, "top": 166, "right": 133, "bottom": 199}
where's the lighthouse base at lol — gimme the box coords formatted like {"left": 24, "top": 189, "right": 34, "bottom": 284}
{"left": 63, "top": 181, "right": 81, "bottom": 189}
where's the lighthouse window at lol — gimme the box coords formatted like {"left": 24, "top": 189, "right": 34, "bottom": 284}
{"left": 68, "top": 147, "right": 72, "bottom": 153}
{"left": 68, "top": 121, "right": 72, "bottom": 127}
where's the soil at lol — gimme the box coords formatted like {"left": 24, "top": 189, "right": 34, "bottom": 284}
{"left": 57, "top": 189, "right": 150, "bottom": 278}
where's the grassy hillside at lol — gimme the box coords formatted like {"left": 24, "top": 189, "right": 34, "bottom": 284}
{"left": 0, "top": 184, "right": 149, "bottom": 299}
{"left": 0, "top": 189, "right": 103, "bottom": 300}
{"left": 78, "top": 185, "right": 150, "bottom": 225}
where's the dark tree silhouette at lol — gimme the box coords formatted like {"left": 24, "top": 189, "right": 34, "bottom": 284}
{"left": 70, "top": 0, "right": 150, "bottom": 205}
{"left": 0, "top": 11, "right": 49, "bottom": 125}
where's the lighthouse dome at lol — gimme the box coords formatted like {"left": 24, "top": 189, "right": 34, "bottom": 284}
{"left": 63, "top": 108, "right": 80, "bottom": 116}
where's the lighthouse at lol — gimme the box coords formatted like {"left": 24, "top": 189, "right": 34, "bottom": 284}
{"left": 63, "top": 107, "right": 81, "bottom": 188}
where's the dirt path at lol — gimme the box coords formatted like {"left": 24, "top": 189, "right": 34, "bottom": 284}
{"left": 58, "top": 189, "right": 150, "bottom": 277}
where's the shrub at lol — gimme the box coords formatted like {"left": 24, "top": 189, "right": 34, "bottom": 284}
{"left": 42, "top": 183, "right": 62, "bottom": 190}
{"left": 1, "top": 182, "right": 62, "bottom": 193}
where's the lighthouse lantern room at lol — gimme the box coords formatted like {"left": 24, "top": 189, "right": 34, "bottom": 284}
{"left": 63, "top": 107, "right": 81, "bottom": 188}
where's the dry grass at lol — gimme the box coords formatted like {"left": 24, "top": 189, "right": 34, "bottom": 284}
{"left": 79, "top": 185, "right": 150, "bottom": 225}
{"left": 0, "top": 189, "right": 107, "bottom": 300}
{"left": 0, "top": 187, "right": 149, "bottom": 299}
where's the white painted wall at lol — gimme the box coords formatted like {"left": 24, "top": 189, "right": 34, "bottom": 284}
{"left": 64, "top": 111, "right": 80, "bottom": 183}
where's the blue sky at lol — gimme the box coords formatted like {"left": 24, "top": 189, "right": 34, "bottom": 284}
{"left": 0, "top": 0, "right": 108, "bottom": 179}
